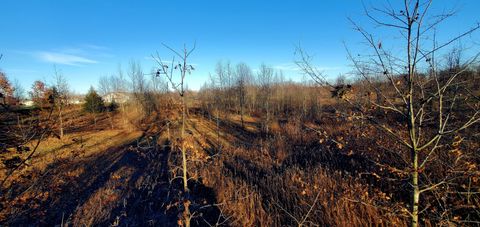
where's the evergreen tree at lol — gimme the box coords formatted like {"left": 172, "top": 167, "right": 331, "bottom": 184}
{"left": 107, "top": 98, "right": 119, "bottom": 112}
{"left": 83, "top": 86, "right": 105, "bottom": 113}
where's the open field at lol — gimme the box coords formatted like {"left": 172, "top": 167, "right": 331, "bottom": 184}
{"left": 1, "top": 94, "right": 479, "bottom": 226}
{"left": 1, "top": 1, "right": 480, "bottom": 226}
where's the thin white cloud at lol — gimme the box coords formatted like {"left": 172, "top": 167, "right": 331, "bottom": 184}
{"left": 36, "top": 51, "right": 98, "bottom": 66}
{"left": 81, "top": 44, "right": 108, "bottom": 50}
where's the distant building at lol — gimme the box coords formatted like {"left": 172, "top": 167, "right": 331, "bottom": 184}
{"left": 67, "top": 95, "right": 85, "bottom": 105}
{"left": 102, "top": 92, "right": 130, "bottom": 103}
{"left": 20, "top": 100, "right": 35, "bottom": 106}
{"left": 70, "top": 98, "right": 84, "bottom": 105}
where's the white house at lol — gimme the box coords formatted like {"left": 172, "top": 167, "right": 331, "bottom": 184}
{"left": 68, "top": 96, "right": 85, "bottom": 105}
{"left": 102, "top": 92, "right": 130, "bottom": 103}
{"left": 20, "top": 100, "right": 35, "bottom": 106}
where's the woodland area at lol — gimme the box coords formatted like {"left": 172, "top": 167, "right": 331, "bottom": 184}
{"left": 1, "top": 1, "right": 480, "bottom": 226}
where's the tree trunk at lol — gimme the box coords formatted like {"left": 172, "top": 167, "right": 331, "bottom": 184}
{"left": 110, "top": 112, "right": 114, "bottom": 130}
{"left": 406, "top": 20, "right": 419, "bottom": 227}
{"left": 59, "top": 107, "right": 64, "bottom": 139}
{"left": 240, "top": 103, "right": 244, "bottom": 128}
{"left": 216, "top": 107, "right": 220, "bottom": 145}
{"left": 181, "top": 93, "right": 190, "bottom": 227}
{"left": 266, "top": 100, "right": 270, "bottom": 135}
{"left": 181, "top": 94, "right": 188, "bottom": 192}
{"left": 122, "top": 103, "right": 127, "bottom": 127}
{"left": 411, "top": 149, "right": 420, "bottom": 227}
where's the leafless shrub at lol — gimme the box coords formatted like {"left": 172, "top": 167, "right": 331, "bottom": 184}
{"left": 296, "top": 0, "right": 480, "bottom": 225}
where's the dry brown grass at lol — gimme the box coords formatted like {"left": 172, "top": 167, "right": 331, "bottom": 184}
{"left": 180, "top": 109, "right": 409, "bottom": 226}
{"left": 1, "top": 94, "right": 478, "bottom": 226}
{"left": 0, "top": 123, "right": 142, "bottom": 225}
{"left": 0, "top": 129, "right": 141, "bottom": 187}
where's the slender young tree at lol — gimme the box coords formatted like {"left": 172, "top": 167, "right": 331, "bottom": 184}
{"left": 296, "top": 1, "right": 480, "bottom": 226}
{"left": 152, "top": 43, "right": 196, "bottom": 227}
{"left": 257, "top": 63, "right": 273, "bottom": 135}
{"left": 12, "top": 79, "right": 25, "bottom": 102}
{"left": 29, "top": 80, "right": 48, "bottom": 107}
{"left": 235, "top": 63, "right": 251, "bottom": 128}
{"left": 113, "top": 65, "right": 129, "bottom": 127}
{"left": 98, "top": 75, "right": 111, "bottom": 96}
{"left": 53, "top": 66, "right": 69, "bottom": 139}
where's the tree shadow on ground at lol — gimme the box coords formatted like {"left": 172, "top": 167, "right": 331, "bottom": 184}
{"left": 1, "top": 132, "right": 222, "bottom": 226}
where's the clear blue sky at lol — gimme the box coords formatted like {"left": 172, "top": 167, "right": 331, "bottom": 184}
{"left": 1, "top": 0, "right": 479, "bottom": 94}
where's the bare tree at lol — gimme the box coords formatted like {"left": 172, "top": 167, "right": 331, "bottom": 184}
{"left": 99, "top": 72, "right": 133, "bottom": 129}
{"left": 215, "top": 60, "right": 235, "bottom": 112}
{"left": 0, "top": 70, "right": 14, "bottom": 107}
{"left": 98, "top": 75, "right": 111, "bottom": 96}
{"left": 1, "top": 91, "right": 57, "bottom": 190}
{"left": 0, "top": 55, "right": 15, "bottom": 107}
{"left": 152, "top": 43, "right": 196, "bottom": 227}
{"left": 235, "top": 63, "right": 251, "bottom": 128}
{"left": 29, "top": 80, "right": 48, "bottom": 107}
{"left": 335, "top": 74, "right": 346, "bottom": 86}
{"left": 113, "top": 65, "right": 129, "bottom": 127}
{"left": 128, "top": 60, "right": 146, "bottom": 102}
{"left": 273, "top": 70, "right": 286, "bottom": 114}
{"left": 296, "top": 1, "right": 480, "bottom": 226}
{"left": 53, "top": 66, "right": 69, "bottom": 139}
{"left": 215, "top": 61, "right": 227, "bottom": 111}
{"left": 150, "top": 68, "right": 168, "bottom": 94}
{"left": 207, "top": 70, "right": 224, "bottom": 148}
{"left": 257, "top": 63, "right": 273, "bottom": 135}
{"left": 12, "top": 79, "right": 25, "bottom": 102}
